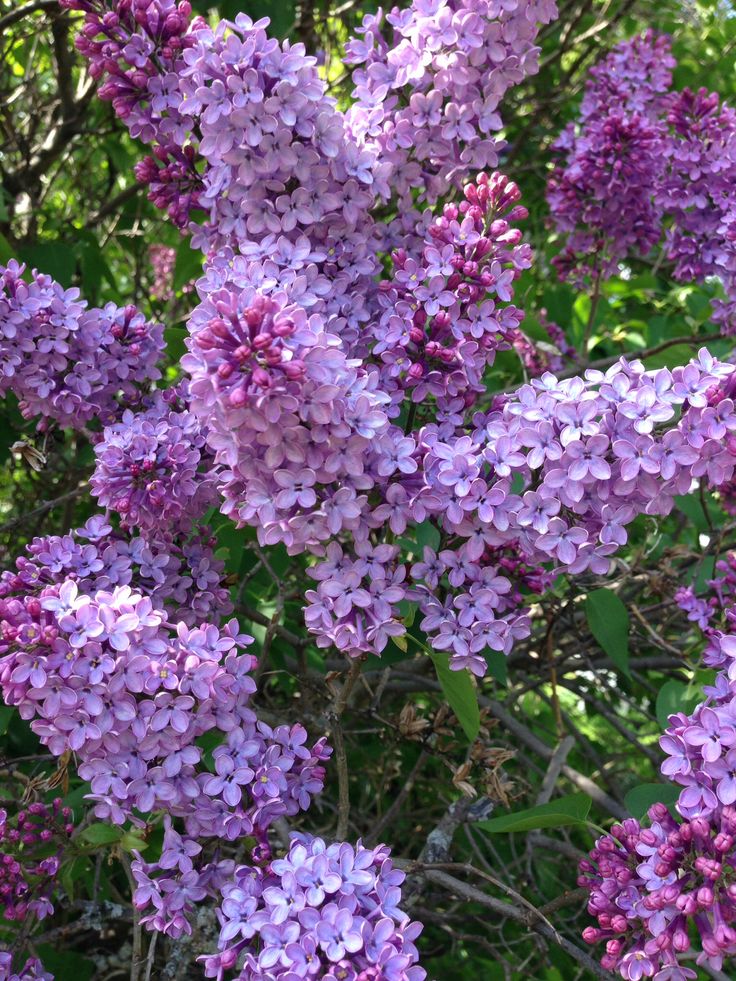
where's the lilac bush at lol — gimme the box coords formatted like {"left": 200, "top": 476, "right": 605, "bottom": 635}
{"left": 4, "top": 0, "right": 736, "bottom": 978}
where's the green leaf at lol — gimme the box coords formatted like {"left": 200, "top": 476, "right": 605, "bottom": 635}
{"left": 173, "top": 239, "right": 203, "bottom": 291}
{"left": 644, "top": 343, "right": 698, "bottom": 370}
{"left": 624, "top": 783, "right": 681, "bottom": 820}
{"left": 18, "top": 241, "right": 75, "bottom": 287}
{"left": 655, "top": 680, "right": 702, "bottom": 728}
{"left": 0, "top": 705, "right": 14, "bottom": 736}
{"left": 165, "top": 325, "right": 188, "bottom": 362}
{"left": 430, "top": 652, "right": 480, "bottom": 742}
{"left": 485, "top": 649, "right": 508, "bottom": 687}
{"left": 675, "top": 493, "right": 709, "bottom": 532}
{"left": 79, "top": 823, "right": 123, "bottom": 846}
{"left": 120, "top": 831, "right": 148, "bottom": 852}
{"left": 476, "top": 792, "right": 592, "bottom": 833}
{"left": 0, "top": 233, "right": 15, "bottom": 265}
{"left": 35, "top": 946, "right": 94, "bottom": 981}
{"left": 415, "top": 520, "right": 440, "bottom": 552}
{"left": 215, "top": 520, "right": 248, "bottom": 574}
{"left": 585, "top": 588, "right": 630, "bottom": 677}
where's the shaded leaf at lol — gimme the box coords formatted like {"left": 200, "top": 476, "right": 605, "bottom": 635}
{"left": 655, "top": 680, "right": 702, "bottom": 729}
{"left": 79, "top": 823, "right": 123, "bottom": 846}
{"left": 585, "top": 588, "right": 630, "bottom": 677}
{"left": 430, "top": 652, "right": 480, "bottom": 742}
{"left": 624, "top": 783, "right": 680, "bottom": 820}
{"left": 476, "top": 792, "right": 592, "bottom": 833}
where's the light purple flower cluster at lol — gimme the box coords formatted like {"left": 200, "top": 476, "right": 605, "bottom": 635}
{"left": 403, "top": 351, "right": 734, "bottom": 673}
{"left": 183, "top": 285, "right": 390, "bottom": 551}
{"left": 195, "top": 833, "right": 425, "bottom": 981}
{"left": 344, "top": 0, "right": 558, "bottom": 215}
{"left": 0, "top": 798, "right": 73, "bottom": 923}
{"left": 0, "top": 261, "right": 164, "bottom": 428}
{"left": 548, "top": 32, "right": 736, "bottom": 332}
{"left": 90, "top": 385, "right": 217, "bottom": 533}
{"left": 0, "top": 954, "right": 53, "bottom": 981}
{"left": 581, "top": 802, "right": 736, "bottom": 980}
{"left": 2, "top": 515, "right": 232, "bottom": 628}
{"left": 0, "top": 527, "right": 330, "bottom": 939}
{"left": 0, "top": 531, "right": 328, "bottom": 828}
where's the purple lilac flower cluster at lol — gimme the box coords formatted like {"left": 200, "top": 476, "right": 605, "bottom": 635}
{"left": 0, "top": 261, "right": 164, "bottom": 429}
{"left": 195, "top": 833, "right": 425, "bottom": 981}
{"left": 90, "top": 385, "right": 217, "bottom": 534}
{"left": 150, "top": 244, "right": 176, "bottom": 301}
{"left": 0, "top": 524, "right": 330, "bottom": 940}
{"left": 548, "top": 31, "right": 674, "bottom": 282}
{"left": 68, "top": 0, "right": 736, "bottom": 676}
{"left": 548, "top": 32, "right": 736, "bottom": 333}
{"left": 0, "top": 954, "right": 53, "bottom": 981}
{"left": 583, "top": 480, "right": 736, "bottom": 979}
{"left": 370, "top": 172, "right": 532, "bottom": 414}
{"left": 581, "top": 802, "right": 736, "bottom": 981}
{"left": 344, "top": 0, "right": 558, "bottom": 218}
{"left": 66, "top": 0, "right": 202, "bottom": 229}
{"left": 3, "top": 515, "right": 232, "bottom": 628}
{"left": 0, "top": 521, "right": 328, "bottom": 827}
{"left": 66, "top": 0, "right": 383, "bottom": 332}
{"left": 0, "top": 799, "right": 73, "bottom": 922}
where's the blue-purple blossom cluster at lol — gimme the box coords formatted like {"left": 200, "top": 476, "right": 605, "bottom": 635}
{"left": 548, "top": 32, "right": 736, "bottom": 333}
{"left": 0, "top": 261, "right": 164, "bottom": 428}
{"left": 196, "top": 833, "right": 425, "bottom": 981}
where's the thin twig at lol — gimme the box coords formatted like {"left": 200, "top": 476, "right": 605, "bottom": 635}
{"left": 119, "top": 854, "right": 142, "bottom": 981}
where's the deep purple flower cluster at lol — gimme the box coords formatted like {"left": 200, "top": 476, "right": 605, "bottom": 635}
{"left": 0, "top": 799, "right": 73, "bottom": 922}
{"left": 581, "top": 802, "right": 736, "bottom": 980}
{"left": 0, "top": 954, "right": 53, "bottom": 981}
{"left": 194, "top": 833, "right": 425, "bottom": 981}
{"left": 658, "top": 88, "right": 736, "bottom": 332}
{"left": 371, "top": 172, "right": 531, "bottom": 414}
{"left": 548, "top": 32, "right": 736, "bottom": 333}
{"left": 0, "top": 261, "right": 164, "bottom": 428}
{"left": 63, "top": 0, "right": 202, "bottom": 228}
{"left": 548, "top": 31, "right": 674, "bottom": 283}
{"left": 90, "top": 386, "right": 217, "bottom": 533}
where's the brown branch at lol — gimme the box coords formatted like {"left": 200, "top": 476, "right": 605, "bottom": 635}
{"left": 395, "top": 863, "right": 614, "bottom": 980}
{"left": 0, "top": 0, "right": 58, "bottom": 32}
